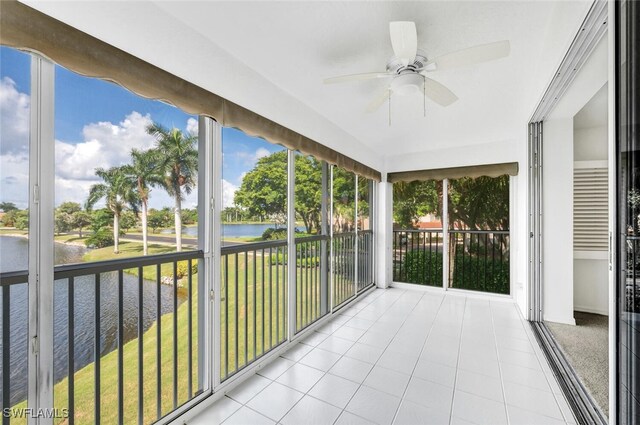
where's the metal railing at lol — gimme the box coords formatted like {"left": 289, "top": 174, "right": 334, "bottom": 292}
{"left": 332, "top": 232, "right": 356, "bottom": 308}
{"left": 0, "top": 250, "right": 204, "bottom": 425}
{"left": 357, "top": 230, "right": 374, "bottom": 292}
{"left": 392, "top": 229, "right": 509, "bottom": 294}
{"left": 294, "top": 235, "right": 329, "bottom": 333}
{"left": 448, "top": 230, "right": 510, "bottom": 294}
{"left": 220, "top": 240, "right": 287, "bottom": 381}
{"left": 392, "top": 229, "right": 443, "bottom": 286}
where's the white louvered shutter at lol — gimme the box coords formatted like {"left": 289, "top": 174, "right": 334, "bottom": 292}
{"left": 573, "top": 164, "right": 608, "bottom": 251}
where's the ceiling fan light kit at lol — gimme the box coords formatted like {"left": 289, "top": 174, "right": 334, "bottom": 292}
{"left": 323, "top": 20, "right": 511, "bottom": 118}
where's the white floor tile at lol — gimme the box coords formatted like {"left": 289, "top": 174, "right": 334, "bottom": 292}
{"left": 500, "top": 362, "right": 553, "bottom": 392}
{"left": 333, "top": 325, "right": 367, "bottom": 342}
{"left": 205, "top": 290, "right": 569, "bottom": 425}
{"left": 222, "top": 406, "right": 275, "bottom": 425}
{"left": 393, "top": 399, "right": 450, "bottom": 425}
{"left": 276, "top": 362, "right": 325, "bottom": 393}
{"left": 246, "top": 382, "right": 304, "bottom": 422}
{"left": 257, "top": 356, "right": 295, "bottom": 380}
{"left": 299, "top": 347, "right": 342, "bottom": 372}
{"left": 507, "top": 405, "right": 567, "bottom": 425}
{"left": 455, "top": 369, "right": 504, "bottom": 402}
{"left": 412, "top": 359, "right": 456, "bottom": 388}
{"left": 300, "top": 331, "right": 329, "bottom": 347}
{"left": 345, "top": 385, "right": 401, "bottom": 425}
{"left": 329, "top": 356, "right": 374, "bottom": 383}
{"left": 363, "top": 365, "right": 410, "bottom": 397}
{"left": 344, "top": 342, "right": 385, "bottom": 364}
{"left": 308, "top": 373, "right": 360, "bottom": 408}
{"left": 404, "top": 376, "right": 453, "bottom": 412}
{"left": 503, "top": 382, "right": 564, "bottom": 420}
{"left": 317, "top": 335, "right": 356, "bottom": 355}
{"left": 451, "top": 391, "right": 508, "bottom": 425}
{"left": 190, "top": 396, "right": 241, "bottom": 425}
{"left": 226, "top": 374, "right": 271, "bottom": 404}
{"left": 281, "top": 342, "right": 313, "bottom": 361}
{"left": 280, "top": 395, "right": 342, "bottom": 425}
{"left": 376, "top": 349, "right": 419, "bottom": 375}
{"left": 335, "top": 411, "right": 377, "bottom": 425}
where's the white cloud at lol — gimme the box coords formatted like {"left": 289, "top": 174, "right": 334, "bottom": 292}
{"left": 55, "top": 111, "right": 156, "bottom": 181}
{"left": 0, "top": 76, "right": 30, "bottom": 155}
{"left": 0, "top": 153, "right": 29, "bottom": 208}
{"left": 186, "top": 117, "right": 198, "bottom": 136}
{"left": 222, "top": 179, "right": 238, "bottom": 208}
{"left": 254, "top": 147, "right": 270, "bottom": 160}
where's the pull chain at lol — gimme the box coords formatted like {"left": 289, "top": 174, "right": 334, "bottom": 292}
{"left": 423, "top": 76, "right": 427, "bottom": 117}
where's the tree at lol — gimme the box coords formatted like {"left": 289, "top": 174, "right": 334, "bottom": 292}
{"left": 234, "top": 151, "right": 288, "bottom": 227}
{"left": 119, "top": 210, "right": 138, "bottom": 233}
{"left": 70, "top": 211, "right": 92, "bottom": 238}
{"left": 1, "top": 209, "right": 18, "bottom": 227}
{"left": 294, "top": 155, "right": 323, "bottom": 234}
{"left": 54, "top": 211, "right": 73, "bottom": 235}
{"left": 57, "top": 201, "right": 82, "bottom": 216}
{"left": 0, "top": 202, "right": 18, "bottom": 212}
{"left": 332, "top": 167, "right": 356, "bottom": 232}
{"left": 86, "top": 166, "right": 140, "bottom": 254}
{"left": 392, "top": 180, "right": 440, "bottom": 228}
{"left": 147, "top": 123, "right": 198, "bottom": 252}
{"left": 14, "top": 210, "right": 28, "bottom": 230}
{"left": 90, "top": 209, "right": 114, "bottom": 233}
{"left": 122, "top": 148, "right": 164, "bottom": 255}
{"left": 148, "top": 208, "right": 172, "bottom": 233}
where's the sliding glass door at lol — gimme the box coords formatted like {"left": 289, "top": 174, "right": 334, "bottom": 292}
{"left": 616, "top": 0, "right": 640, "bottom": 422}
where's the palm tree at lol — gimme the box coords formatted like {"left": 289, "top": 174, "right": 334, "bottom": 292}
{"left": 147, "top": 123, "right": 197, "bottom": 252}
{"left": 123, "top": 149, "right": 164, "bottom": 255}
{"left": 86, "top": 166, "right": 139, "bottom": 254}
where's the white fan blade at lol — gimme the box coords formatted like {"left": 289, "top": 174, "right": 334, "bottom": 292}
{"left": 324, "top": 72, "right": 393, "bottom": 84}
{"left": 423, "top": 40, "right": 510, "bottom": 72}
{"left": 390, "top": 21, "right": 417, "bottom": 66}
{"left": 366, "top": 88, "right": 392, "bottom": 113}
{"left": 424, "top": 77, "right": 458, "bottom": 107}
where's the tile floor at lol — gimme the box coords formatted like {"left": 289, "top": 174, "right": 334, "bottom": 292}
{"left": 189, "top": 287, "right": 576, "bottom": 425}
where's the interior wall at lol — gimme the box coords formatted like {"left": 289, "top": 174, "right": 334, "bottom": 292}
{"left": 543, "top": 117, "right": 576, "bottom": 325}
{"left": 542, "top": 34, "right": 608, "bottom": 325}
{"left": 573, "top": 99, "right": 608, "bottom": 316}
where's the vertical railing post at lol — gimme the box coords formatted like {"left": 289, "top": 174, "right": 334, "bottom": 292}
{"left": 354, "top": 175, "right": 359, "bottom": 295}
{"left": 320, "top": 162, "right": 329, "bottom": 315}
{"left": 287, "top": 150, "right": 296, "bottom": 340}
{"left": 329, "top": 166, "right": 335, "bottom": 312}
{"left": 443, "top": 179, "right": 449, "bottom": 290}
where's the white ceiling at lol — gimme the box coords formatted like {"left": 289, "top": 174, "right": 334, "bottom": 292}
{"left": 23, "top": 0, "right": 593, "bottom": 171}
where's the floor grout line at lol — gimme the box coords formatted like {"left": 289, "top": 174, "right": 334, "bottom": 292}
{"left": 447, "top": 296, "right": 468, "bottom": 425}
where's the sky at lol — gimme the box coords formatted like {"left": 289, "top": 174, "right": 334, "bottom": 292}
{"left": 0, "top": 46, "right": 284, "bottom": 211}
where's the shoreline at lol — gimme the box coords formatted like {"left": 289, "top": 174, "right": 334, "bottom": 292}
{"left": 0, "top": 232, "right": 88, "bottom": 248}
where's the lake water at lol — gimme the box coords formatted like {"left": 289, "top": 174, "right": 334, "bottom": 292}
{"left": 161, "top": 223, "right": 288, "bottom": 238}
{"left": 0, "top": 236, "right": 185, "bottom": 406}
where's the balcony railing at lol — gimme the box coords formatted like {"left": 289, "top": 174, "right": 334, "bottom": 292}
{"left": 220, "top": 240, "right": 287, "bottom": 382}
{"left": 295, "top": 235, "right": 329, "bottom": 333}
{"left": 332, "top": 232, "right": 356, "bottom": 308}
{"left": 1, "top": 230, "right": 375, "bottom": 423}
{"left": 448, "top": 230, "right": 510, "bottom": 294}
{"left": 0, "top": 250, "right": 204, "bottom": 425}
{"left": 393, "top": 229, "right": 443, "bottom": 286}
{"left": 393, "top": 229, "right": 510, "bottom": 294}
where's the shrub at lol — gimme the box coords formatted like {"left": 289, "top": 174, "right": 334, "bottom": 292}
{"left": 401, "top": 250, "right": 443, "bottom": 286}
{"left": 262, "top": 227, "right": 287, "bottom": 240}
{"left": 451, "top": 249, "right": 509, "bottom": 294}
{"left": 176, "top": 261, "right": 198, "bottom": 279}
{"left": 85, "top": 228, "right": 114, "bottom": 248}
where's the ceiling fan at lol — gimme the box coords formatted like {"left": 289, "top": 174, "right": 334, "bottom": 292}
{"left": 324, "top": 21, "right": 510, "bottom": 114}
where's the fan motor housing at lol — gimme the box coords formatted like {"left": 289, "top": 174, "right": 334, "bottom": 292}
{"left": 391, "top": 73, "right": 424, "bottom": 95}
